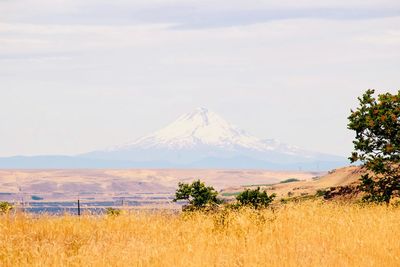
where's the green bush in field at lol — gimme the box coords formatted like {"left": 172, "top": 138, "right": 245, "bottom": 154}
{"left": 235, "top": 187, "right": 276, "bottom": 209}
{"left": 280, "top": 178, "right": 300, "bottom": 183}
{"left": 105, "top": 207, "right": 122, "bottom": 216}
{"left": 0, "top": 202, "right": 13, "bottom": 214}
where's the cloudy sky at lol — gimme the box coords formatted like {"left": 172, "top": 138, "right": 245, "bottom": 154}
{"left": 1, "top": 0, "right": 399, "bottom": 157}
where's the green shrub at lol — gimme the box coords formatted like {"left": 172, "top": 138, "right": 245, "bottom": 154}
{"left": 0, "top": 202, "right": 13, "bottom": 214}
{"left": 316, "top": 189, "right": 328, "bottom": 197}
{"left": 280, "top": 178, "right": 300, "bottom": 183}
{"left": 235, "top": 187, "right": 276, "bottom": 209}
{"left": 105, "top": 207, "right": 122, "bottom": 216}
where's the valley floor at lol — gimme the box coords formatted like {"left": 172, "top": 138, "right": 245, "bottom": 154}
{"left": 0, "top": 169, "right": 321, "bottom": 211}
{"left": 1, "top": 202, "right": 399, "bottom": 267}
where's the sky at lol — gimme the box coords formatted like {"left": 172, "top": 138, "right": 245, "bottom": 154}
{"left": 0, "top": 0, "right": 399, "bottom": 157}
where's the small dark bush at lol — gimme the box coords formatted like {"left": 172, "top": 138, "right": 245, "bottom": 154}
{"left": 235, "top": 187, "right": 276, "bottom": 209}
{"left": 105, "top": 207, "right": 122, "bottom": 216}
{"left": 315, "top": 189, "right": 329, "bottom": 197}
{"left": 280, "top": 178, "right": 300, "bottom": 183}
{"left": 0, "top": 202, "right": 13, "bottom": 214}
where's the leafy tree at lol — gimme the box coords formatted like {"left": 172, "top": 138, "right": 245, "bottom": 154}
{"left": 173, "top": 180, "right": 221, "bottom": 210}
{"left": 0, "top": 202, "right": 13, "bottom": 214}
{"left": 348, "top": 89, "right": 400, "bottom": 203}
{"left": 235, "top": 187, "right": 276, "bottom": 209}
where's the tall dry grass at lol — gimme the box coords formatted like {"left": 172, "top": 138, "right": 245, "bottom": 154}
{"left": 0, "top": 202, "right": 399, "bottom": 267}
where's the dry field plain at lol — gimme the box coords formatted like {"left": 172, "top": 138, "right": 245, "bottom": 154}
{"left": 1, "top": 202, "right": 399, "bottom": 267}
{"left": 0, "top": 169, "right": 322, "bottom": 208}
{"left": 0, "top": 169, "right": 321, "bottom": 193}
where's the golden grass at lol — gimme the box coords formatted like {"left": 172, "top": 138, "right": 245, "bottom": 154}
{"left": 1, "top": 202, "right": 399, "bottom": 267}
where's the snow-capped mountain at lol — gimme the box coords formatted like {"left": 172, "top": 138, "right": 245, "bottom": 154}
{"left": 82, "top": 108, "right": 346, "bottom": 170}
{"left": 110, "top": 108, "right": 307, "bottom": 155}
{"left": 112, "top": 107, "right": 270, "bottom": 151}
{"left": 0, "top": 107, "right": 347, "bottom": 170}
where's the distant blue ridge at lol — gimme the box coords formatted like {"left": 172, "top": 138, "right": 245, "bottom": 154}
{"left": 0, "top": 155, "right": 347, "bottom": 171}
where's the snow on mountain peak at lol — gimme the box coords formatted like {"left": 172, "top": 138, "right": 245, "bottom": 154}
{"left": 116, "top": 108, "right": 266, "bottom": 151}
{"left": 97, "top": 108, "right": 342, "bottom": 164}
{"left": 85, "top": 108, "right": 346, "bottom": 169}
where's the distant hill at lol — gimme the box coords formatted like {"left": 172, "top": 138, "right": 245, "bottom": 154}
{"left": 221, "top": 166, "right": 364, "bottom": 199}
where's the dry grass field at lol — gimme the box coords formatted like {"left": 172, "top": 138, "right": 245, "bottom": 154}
{"left": 1, "top": 201, "right": 399, "bottom": 267}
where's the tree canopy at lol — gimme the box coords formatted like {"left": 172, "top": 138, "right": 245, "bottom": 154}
{"left": 348, "top": 89, "right": 400, "bottom": 203}
{"left": 173, "top": 180, "right": 221, "bottom": 210}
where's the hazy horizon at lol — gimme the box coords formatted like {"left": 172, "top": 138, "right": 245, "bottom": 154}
{"left": 1, "top": 0, "right": 400, "bottom": 157}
